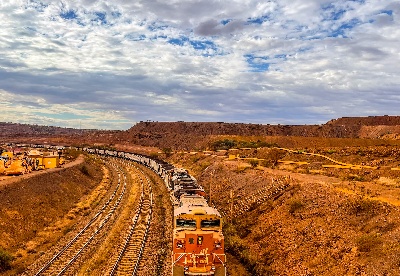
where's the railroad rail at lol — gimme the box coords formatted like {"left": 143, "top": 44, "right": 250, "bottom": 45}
{"left": 108, "top": 162, "right": 154, "bottom": 276}
{"left": 34, "top": 161, "right": 127, "bottom": 276}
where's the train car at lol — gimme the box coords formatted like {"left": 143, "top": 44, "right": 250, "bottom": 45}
{"left": 81, "top": 146, "right": 226, "bottom": 275}
{"left": 170, "top": 169, "right": 206, "bottom": 205}
{"left": 172, "top": 194, "right": 226, "bottom": 276}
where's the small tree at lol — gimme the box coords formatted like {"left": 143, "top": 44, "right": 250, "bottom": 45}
{"left": 268, "top": 148, "right": 285, "bottom": 167}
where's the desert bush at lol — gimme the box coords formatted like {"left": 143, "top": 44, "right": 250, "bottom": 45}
{"left": 210, "top": 139, "right": 236, "bottom": 150}
{"left": 0, "top": 248, "right": 14, "bottom": 272}
{"left": 210, "top": 139, "right": 278, "bottom": 151}
{"left": 64, "top": 148, "right": 81, "bottom": 159}
{"left": 92, "top": 144, "right": 116, "bottom": 151}
{"left": 356, "top": 233, "right": 382, "bottom": 252}
{"left": 347, "top": 197, "right": 379, "bottom": 217}
{"left": 237, "top": 140, "right": 278, "bottom": 148}
{"left": 198, "top": 161, "right": 211, "bottom": 171}
{"left": 162, "top": 148, "right": 172, "bottom": 157}
{"left": 261, "top": 148, "right": 286, "bottom": 167}
{"left": 249, "top": 159, "right": 258, "bottom": 168}
{"left": 345, "top": 174, "right": 365, "bottom": 182}
{"left": 288, "top": 198, "right": 304, "bottom": 214}
{"left": 191, "top": 156, "right": 201, "bottom": 163}
{"left": 80, "top": 165, "right": 90, "bottom": 176}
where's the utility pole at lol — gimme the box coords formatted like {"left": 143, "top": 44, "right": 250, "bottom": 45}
{"left": 209, "top": 180, "right": 212, "bottom": 206}
{"left": 230, "top": 189, "right": 233, "bottom": 222}
{"left": 209, "top": 169, "right": 214, "bottom": 205}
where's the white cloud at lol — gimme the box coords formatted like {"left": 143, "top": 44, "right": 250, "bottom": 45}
{"left": 0, "top": 0, "right": 399, "bottom": 129}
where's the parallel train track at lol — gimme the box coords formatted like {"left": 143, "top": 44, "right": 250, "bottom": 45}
{"left": 18, "top": 146, "right": 195, "bottom": 275}
{"left": 108, "top": 161, "right": 153, "bottom": 276}
{"left": 33, "top": 161, "right": 128, "bottom": 276}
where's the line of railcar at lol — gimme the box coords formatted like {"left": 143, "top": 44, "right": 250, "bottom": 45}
{"left": 80, "top": 147, "right": 226, "bottom": 276}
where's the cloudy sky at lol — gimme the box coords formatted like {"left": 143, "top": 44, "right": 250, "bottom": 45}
{"left": 0, "top": 0, "right": 399, "bottom": 130}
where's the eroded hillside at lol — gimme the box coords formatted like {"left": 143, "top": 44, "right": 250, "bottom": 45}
{"left": 3, "top": 115, "right": 400, "bottom": 150}
{"left": 165, "top": 148, "right": 400, "bottom": 275}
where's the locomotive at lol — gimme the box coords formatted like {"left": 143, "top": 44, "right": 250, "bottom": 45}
{"left": 81, "top": 147, "right": 226, "bottom": 275}
{"left": 168, "top": 168, "right": 226, "bottom": 276}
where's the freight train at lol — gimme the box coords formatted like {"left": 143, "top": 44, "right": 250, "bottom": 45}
{"left": 82, "top": 147, "right": 227, "bottom": 276}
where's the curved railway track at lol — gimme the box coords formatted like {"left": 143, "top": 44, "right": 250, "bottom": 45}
{"left": 34, "top": 161, "right": 128, "bottom": 276}
{"left": 108, "top": 162, "right": 153, "bottom": 276}
{"left": 20, "top": 152, "right": 173, "bottom": 276}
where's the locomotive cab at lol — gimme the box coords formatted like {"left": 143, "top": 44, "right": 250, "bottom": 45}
{"left": 172, "top": 195, "right": 226, "bottom": 276}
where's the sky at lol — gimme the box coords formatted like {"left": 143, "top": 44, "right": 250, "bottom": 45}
{"left": 0, "top": 0, "right": 399, "bottom": 130}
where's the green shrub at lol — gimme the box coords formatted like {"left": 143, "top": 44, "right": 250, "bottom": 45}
{"left": 210, "top": 139, "right": 237, "bottom": 150}
{"left": 288, "top": 198, "right": 304, "bottom": 214}
{"left": 0, "top": 248, "right": 14, "bottom": 272}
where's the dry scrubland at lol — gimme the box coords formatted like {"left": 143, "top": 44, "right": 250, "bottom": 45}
{"left": 164, "top": 138, "right": 400, "bottom": 275}
{"left": 1, "top": 136, "right": 400, "bottom": 275}
{"left": 0, "top": 151, "right": 104, "bottom": 275}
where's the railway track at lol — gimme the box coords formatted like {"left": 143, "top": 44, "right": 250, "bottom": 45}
{"left": 21, "top": 154, "right": 170, "bottom": 276}
{"left": 33, "top": 161, "right": 128, "bottom": 276}
{"left": 108, "top": 162, "right": 154, "bottom": 276}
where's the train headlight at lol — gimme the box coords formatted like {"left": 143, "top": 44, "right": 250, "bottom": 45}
{"left": 176, "top": 240, "right": 185, "bottom": 249}
{"left": 214, "top": 240, "right": 221, "bottom": 249}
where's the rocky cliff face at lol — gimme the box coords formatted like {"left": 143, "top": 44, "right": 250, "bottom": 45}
{"left": 122, "top": 121, "right": 360, "bottom": 149}
{"left": 2, "top": 116, "right": 400, "bottom": 149}
{"left": 327, "top": 115, "right": 400, "bottom": 126}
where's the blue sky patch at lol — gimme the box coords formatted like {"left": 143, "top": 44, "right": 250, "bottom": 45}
{"left": 380, "top": 10, "right": 393, "bottom": 16}
{"left": 221, "top": 19, "right": 232, "bottom": 25}
{"left": 247, "top": 15, "right": 270, "bottom": 25}
{"left": 94, "top": 12, "right": 107, "bottom": 25}
{"left": 321, "top": 4, "right": 347, "bottom": 21}
{"left": 60, "top": 10, "right": 77, "bottom": 20}
{"left": 190, "top": 40, "right": 215, "bottom": 50}
{"left": 329, "top": 18, "right": 360, "bottom": 38}
{"left": 168, "top": 37, "right": 189, "bottom": 46}
{"left": 167, "top": 37, "right": 221, "bottom": 56}
{"left": 245, "top": 54, "right": 270, "bottom": 72}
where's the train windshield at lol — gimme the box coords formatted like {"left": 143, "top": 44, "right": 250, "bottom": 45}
{"left": 201, "top": 219, "right": 220, "bottom": 229}
{"left": 176, "top": 219, "right": 196, "bottom": 229}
